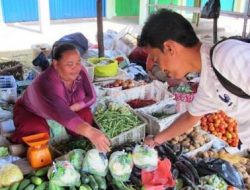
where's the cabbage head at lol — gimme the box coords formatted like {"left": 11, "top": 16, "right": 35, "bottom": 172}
{"left": 47, "top": 161, "right": 80, "bottom": 187}
{"left": 0, "top": 164, "right": 23, "bottom": 187}
{"left": 132, "top": 145, "right": 158, "bottom": 171}
{"left": 109, "top": 151, "right": 133, "bottom": 182}
{"left": 67, "top": 149, "right": 85, "bottom": 171}
{"left": 82, "top": 149, "right": 108, "bottom": 176}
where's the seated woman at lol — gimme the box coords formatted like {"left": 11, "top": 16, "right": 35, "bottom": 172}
{"left": 11, "top": 43, "right": 110, "bottom": 152}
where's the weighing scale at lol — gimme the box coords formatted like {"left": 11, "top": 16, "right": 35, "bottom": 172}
{"left": 22, "top": 133, "right": 52, "bottom": 169}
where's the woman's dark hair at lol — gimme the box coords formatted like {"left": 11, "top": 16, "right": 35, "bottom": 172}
{"left": 52, "top": 43, "right": 78, "bottom": 60}
{"left": 138, "top": 9, "right": 199, "bottom": 50}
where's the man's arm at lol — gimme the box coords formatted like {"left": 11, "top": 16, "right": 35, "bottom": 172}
{"left": 144, "top": 111, "right": 202, "bottom": 146}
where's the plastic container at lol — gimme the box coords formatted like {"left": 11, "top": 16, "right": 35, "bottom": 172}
{"left": 0, "top": 75, "right": 17, "bottom": 102}
{"left": 87, "top": 57, "right": 119, "bottom": 77}
{"left": 95, "top": 107, "right": 147, "bottom": 146}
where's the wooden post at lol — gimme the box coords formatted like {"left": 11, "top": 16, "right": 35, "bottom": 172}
{"left": 97, "top": 0, "right": 104, "bottom": 57}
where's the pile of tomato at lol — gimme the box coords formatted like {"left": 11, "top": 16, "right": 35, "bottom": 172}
{"left": 200, "top": 111, "right": 239, "bottom": 147}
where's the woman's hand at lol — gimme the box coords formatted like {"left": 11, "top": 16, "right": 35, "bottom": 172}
{"left": 85, "top": 127, "right": 111, "bottom": 153}
{"left": 70, "top": 102, "right": 82, "bottom": 112}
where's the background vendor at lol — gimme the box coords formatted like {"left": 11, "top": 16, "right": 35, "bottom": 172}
{"left": 11, "top": 43, "right": 110, "bottom": 152}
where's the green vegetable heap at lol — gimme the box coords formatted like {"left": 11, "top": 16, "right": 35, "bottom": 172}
{"left": 95, "top": 102, "right": 142, "bottom": 138}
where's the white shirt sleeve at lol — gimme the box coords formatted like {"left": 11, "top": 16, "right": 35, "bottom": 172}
{"left": 213, "top": 39, "right": 250, "bottom": 95}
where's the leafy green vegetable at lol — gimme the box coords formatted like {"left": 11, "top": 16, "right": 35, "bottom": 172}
{"left": 109, "top": 151, "right": 133, "bottom": 182}
{"left": 132, "top": 145, "right": 158, "bottom": 171}
{"left": 0, "top": 147, "right": 8, "bottom": 157}
{"left": 82, "top": 149, "right": 108, "bottom": 177}
{"left": 47, "top": 161, "right": 81, "bottom": 187}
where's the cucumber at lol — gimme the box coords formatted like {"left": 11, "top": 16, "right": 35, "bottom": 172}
{"left": 31, "top": 177, "right": 43, "bottom": 186}
{"left": 48, "top": 183, "right": 64, "bottom": 190}
{"left": 79, "top": 185, "right": 91, "bottom": 190}
{"left": 18, "top": 179, "right": 31, "bottom": 190}
{"left": 24, "top": 184, "right": 35, "bottom": 190}
{"left": 112, "top": 179, "right": 131, "bottom": 190}
{"left": 80, "top": 173, "right": 90, "bottom": 184}
{"left": 93, "top": 175, "right": 107, "bottom": 190}
{"left": 10, "top": 182, "right": 20, "bottom": 190}
{"left": 34, "top": 182, "right": 48, "bottom": 190}
{"left": 35, "top": 166, "right": 50, "bottom": 177}
{"left": 88, "top": 175, "right": 98, "bottom": 190}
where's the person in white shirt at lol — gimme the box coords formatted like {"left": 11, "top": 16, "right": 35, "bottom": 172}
{"left": 139, "top": 9, "right": 250, "bottom": 148}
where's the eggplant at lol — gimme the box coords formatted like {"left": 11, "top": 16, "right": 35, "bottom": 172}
{"left": 161, "top": 143, "right": 178, "bottom": 163}
{"left": 178, "top": 159, "right": 200, "bottom": 185}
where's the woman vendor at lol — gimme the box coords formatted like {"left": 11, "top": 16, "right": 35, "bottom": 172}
{"left": 11, "top": 43, "right": 110, "bottom": 152}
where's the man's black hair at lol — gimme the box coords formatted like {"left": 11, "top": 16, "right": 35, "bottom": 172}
{"left": 138, "top": 9, "right": 199, "bottom": 50}
{"left": 52, "top": 43, "right": 78, "bottom": 60}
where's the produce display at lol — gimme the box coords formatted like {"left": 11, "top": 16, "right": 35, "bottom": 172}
{"left": 168, "top": 127, "right": 210, "bottom": 152}
{"left": 94, "top": 102, "right": 142, "bottom": 138}
{"left": 127, "top": 99, "right": 156, "bottom": 109}
{"left": 200, "top": 111, "right": 239, "bottom": 147}
{"left": 102, "top": 79, "right": 147, "bottom": 90}
{"left": 199, "top": 175, "right": 228, "bottom": 190}
{"left": 196, "top": 149, "right": 250, "bottom": 189}
{"left": 1, "top": 54, "right": 248, "bottom": 190}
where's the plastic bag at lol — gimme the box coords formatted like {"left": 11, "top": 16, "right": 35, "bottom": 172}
{"left": 82, "top": 149, "right": 108, "bottom": 177}
{"left": 194, "top": 158, "right": 245, "bottom": 189}
{"left": 48, "top": 161, "right": 80, "bottom": 187}
{"left": 200, "top": 0, "right": 220, "bottom": 19}
{"left": 0, "top": 164, "right": 23, "bottom": 187}
{"left": 133, "top": 145, "right": 158, "bottom": 171}
{"left": 67, "top": 149, "right": 85, "bottom": 171}
{"left": 141, "top": 159, "right": 175, "bottom": 189}
{"left": 109, "top": 151, "right": 133, "bottom": 182}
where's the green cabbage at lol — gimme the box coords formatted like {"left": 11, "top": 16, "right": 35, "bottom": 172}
{"left": 67, "top": 149, "right": 85, "bottom": 171}
{"left": 0, "top": 164, "right": 23, "bottom": 187}
{"left": 109, "top": 151, "right": 133, "bottom": 182}
{"left": 48, "top": 161, "right": 80, "bottom": 187}
{"left": 132, "top": 145, "right": 158, "bottom": 171}
{"left": 82, "top": 149, "right": 108, "bottom": 177}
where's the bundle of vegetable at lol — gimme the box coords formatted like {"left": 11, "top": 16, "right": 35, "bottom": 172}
{"left": 0, "top": 164, "right": 23, "bottom": 187}
{"left": 132, "top": 145, "right": 158, "bottom": 171}
{"left": 82, "top": 149, "right": 108, "bottom": 177}
{"left": 109, "top": 151, "right": 133, "bottom": 182}
{"left": 95, "top": 102, "right": 142, "bottom": 138}
{"left": 53, "top": 138, "right": 92, "bottom": 154}
{"left": 47, "top": 161, "right": 81, "bottom": 187}
{"left": 67, "top": 149, "right": 85, "bottom": 171}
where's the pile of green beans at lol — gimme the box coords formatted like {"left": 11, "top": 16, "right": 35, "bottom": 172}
{"left": 95, "top": 109, "right": 142, "bottom": 138}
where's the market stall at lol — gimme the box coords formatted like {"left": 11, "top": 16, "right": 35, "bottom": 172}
{"left": 0, "top": 42, "right": 249, "bottom": 190}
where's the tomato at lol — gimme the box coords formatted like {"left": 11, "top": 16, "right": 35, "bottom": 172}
{"left": 226, "top": 132, "right": 232, "bottom": 139}
{"left": 222, "top": 136, "right": 227, "bottom": 142}
{"left": 217, "top": 132, "right": 222, "bottom": 139}
{"left": 209, "top": 125, "right": 215, "bottom": 132}
{"left": 227, "top": 125, "right": 234, "bottom": 133}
